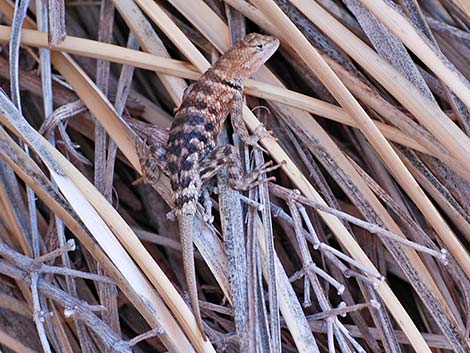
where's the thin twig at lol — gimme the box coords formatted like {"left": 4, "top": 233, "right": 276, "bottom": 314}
{"left": 127, "top": 328, "right": 164, "bottom": 347}
{"left": 270, "top": 184, "right": 447, "bottom": 262}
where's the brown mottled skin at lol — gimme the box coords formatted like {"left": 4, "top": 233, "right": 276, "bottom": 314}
{"left": 165, "top": 33, "right": 279, "bottom": 337}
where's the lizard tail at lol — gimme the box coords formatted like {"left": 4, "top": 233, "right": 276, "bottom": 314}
{"left": 178, "top": 214, "right": 206, "bottom": 339}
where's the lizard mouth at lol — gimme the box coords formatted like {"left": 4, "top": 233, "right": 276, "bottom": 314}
{"left": 264, "top": 37, "right": 280, "bottom": 56}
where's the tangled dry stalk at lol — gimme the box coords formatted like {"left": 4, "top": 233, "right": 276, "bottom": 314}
{"left": 0, "top": 0, "right": 468, "bottom": 352}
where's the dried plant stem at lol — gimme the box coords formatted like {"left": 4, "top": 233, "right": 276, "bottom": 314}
{"left": 358, "top": 0, "right": 470, "bottom": 106}
{"left": 9, "top": 2, "right": 50, "bottom": 352}
{"left": 0, "top": 67, "right": 202, "bottom": 352}
{"left": 127, "top": 328, "right": 164, "bottom": 348}
{"left": 0, "top": 25, "right": 444, "bottom": 156}
{"left": 270, "top": 184, "right": 447, "bottom": 261}
{"left": 0, "top": 243, "right": 114, "bottom": 282}
{"left": 0, "top": 258, "right": 132, "bottom": 353}
{"left": 261, "top": 0, "right": 470, "bottom": 280}
{"left": 47, "top": 0, "right": 66, "bottom": 45}
{"left": 252, "top": 147, "right": 281, "bottom": 353}
{"left": 0, "top": 1, "right": 467, "bottom": 352}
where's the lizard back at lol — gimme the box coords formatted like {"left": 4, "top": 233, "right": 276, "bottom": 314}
{"left": 166, "top": 33, "right": 279, "bottom": 215}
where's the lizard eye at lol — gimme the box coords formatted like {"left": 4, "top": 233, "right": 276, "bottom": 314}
{"left": 256, "top": 44, "right": 264, "bottom": 50}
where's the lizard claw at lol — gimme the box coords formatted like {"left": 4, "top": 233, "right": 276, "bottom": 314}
{"left": 243, "top": 124, "right": 275, "bottom": 152}
{"left": 255, "top": 124, "right": 276, "bottom": 140}
{"left": 166, "top": 210, "right": 176, "bottom": 221}
{"left": 132, "top": 176, "right": 146, "bottom": 186}
{"left": 234, "top": 160, "right": 285, "bottom": 190}
{"left": 201, "top": 190, "right": 214, "bottom": 223}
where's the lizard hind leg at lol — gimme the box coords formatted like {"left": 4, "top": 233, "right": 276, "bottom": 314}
{"left": 199, "top": 144, "right": 282, "bottom": 191}
{"left": 133, "top": 138, "right": 167, "bottom": 186}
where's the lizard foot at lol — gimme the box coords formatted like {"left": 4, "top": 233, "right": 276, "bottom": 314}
{"left": 201, "top": 190, "right": 214, "bottom": 223}
{"left": 166, "top": 210, "right": 176, "bottom": 221}
{"left": 234, "top": 160, "right": 285, "bottom": 190}
{"left": 243, "top": 124, "right": 275, "bottom": 152}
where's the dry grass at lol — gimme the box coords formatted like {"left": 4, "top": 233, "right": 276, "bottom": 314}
{"left": 0, "top": 0, "right": 468, "bottom": 352}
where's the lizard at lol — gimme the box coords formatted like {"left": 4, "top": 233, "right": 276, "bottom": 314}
{"left": 137, "top": 33, "right": 280, "bottom": 338}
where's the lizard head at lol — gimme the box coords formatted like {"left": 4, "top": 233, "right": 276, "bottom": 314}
{"left": 218, "top": 33, "right": 280, "bottom": 81}
{"left": 238, "top": 33, "right": 279, "bottom": 77}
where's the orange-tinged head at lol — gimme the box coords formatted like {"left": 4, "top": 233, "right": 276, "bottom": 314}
{"left": 211, "top": 33, "right": 280, "bottom": 81}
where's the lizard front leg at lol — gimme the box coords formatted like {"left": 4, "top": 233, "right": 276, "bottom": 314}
{"left": 230, "top": 89, "right": 273, "bottom": 149}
